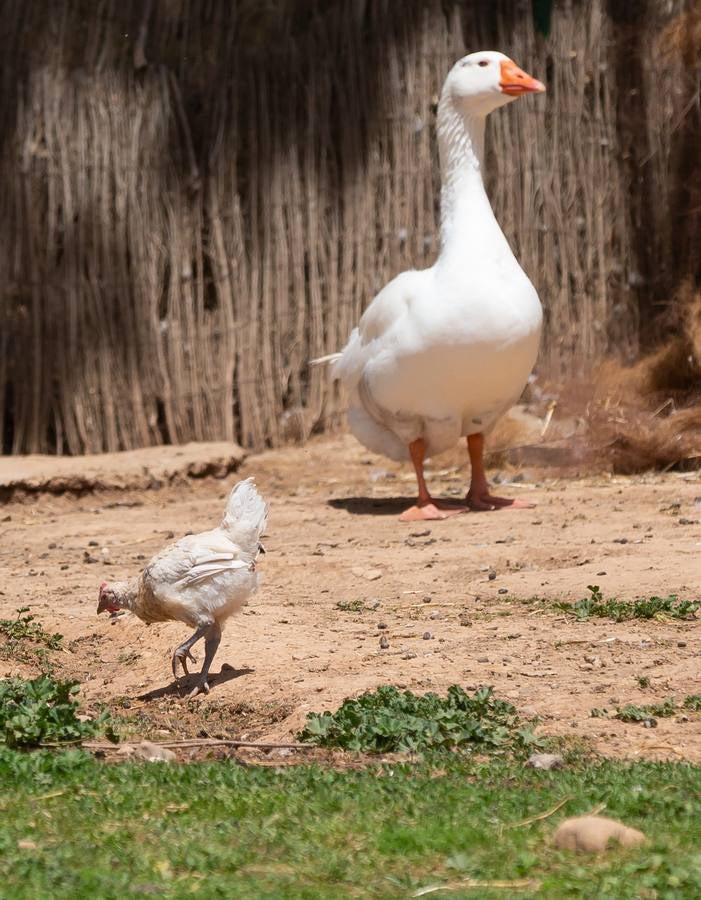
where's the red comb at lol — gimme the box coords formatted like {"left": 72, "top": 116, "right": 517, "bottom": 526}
{"left": 99, "top": 581, "right": 108, "bottom": 592}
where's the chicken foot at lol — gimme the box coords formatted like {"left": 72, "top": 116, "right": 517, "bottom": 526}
{"left": 172, "top": 622, "right": 222, "bottom": 696}
{"left": 188, "top": 622, "right": 222, "bottom": 697}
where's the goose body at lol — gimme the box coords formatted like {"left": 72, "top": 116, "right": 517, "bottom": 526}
{"left": 318, "top": 51, "right": 545, "bottom": 519}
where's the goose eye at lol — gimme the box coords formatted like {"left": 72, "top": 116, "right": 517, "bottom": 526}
{"left": 478, "top": 60, "right": 489, "bottom": 67}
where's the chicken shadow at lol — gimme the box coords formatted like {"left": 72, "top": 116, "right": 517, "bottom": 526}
{"left": 136, "top": 665, "right": 253, "bottom": 701}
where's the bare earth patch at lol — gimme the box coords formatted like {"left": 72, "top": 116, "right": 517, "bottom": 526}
{"left": 1, "top": 435, "right": 699, "bottom": 760}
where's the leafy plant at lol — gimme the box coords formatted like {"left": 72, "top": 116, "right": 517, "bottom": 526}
{"left": 0, "top": 608, "right": 63, "bottom": 668}
{"left": 0, "top": 676, "right": 115, "bottom": 748}
{"left": 556, "top": 586, "right": 698, "bottom": 622}
{"left": 636, "top": 675, "right": 651, "bottom": 689}
{"left": 592, "top": 698, "right": 678, "bottom": 724}
{"left": 298, "top": 684, "right": 538, "bottom": 754}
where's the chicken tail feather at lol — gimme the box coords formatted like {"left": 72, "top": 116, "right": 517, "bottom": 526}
{"left": 221, "top": 477, "right": 268, "bottom": 553}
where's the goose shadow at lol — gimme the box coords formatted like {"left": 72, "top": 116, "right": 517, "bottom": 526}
{"left": 136, "top": 665, "right": 254, "bottom": 701}
{"left": 328, "top": 496, "right": 416, "bottom": 516}
{"left": 329, "top": 495, "right": 470, "bottom": 516}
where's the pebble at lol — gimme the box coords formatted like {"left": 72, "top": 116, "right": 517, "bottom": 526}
{"left": 423, "top": 632, "right": 432, "bottom": 640}
{"left": 88, "top": 540, "right": 98, "bottom": 547}
{"left": 402, "top": 651, "right": 417, "bottom": 660}
{"left": 552, "top": 816, "right": 647, "bottom": 853}
{"left": 498, "top": 588, "right": 508, "bottom": 595}
{"left": 379, "top": 636, "right": 389, "bottom": 650}
{"left": 377, "top": 623, "right": 388, "bottom": 630}
{"left": 488, "top": 570, "right": 497, "bottom": 581}
{"left": 597, "top": 571, "right": 607, "bottom": 576}
{"left": 477, "top": 656, "right": 489, "bottom": 663}
{"left": 527, "top": 752, "right": 564, "bottom": 771}
{"left": 422, "top": 595, "right": 432, "bottom": 604}
{"left": 429, "top": 612, "right": 442, "bottom": 620}
{"left": 677, "top": 641, "right": 687, "bottom": 648}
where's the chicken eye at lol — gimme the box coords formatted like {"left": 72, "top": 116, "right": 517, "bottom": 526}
{"left": 478, "top": 60, "right": 490, "bottom": 67}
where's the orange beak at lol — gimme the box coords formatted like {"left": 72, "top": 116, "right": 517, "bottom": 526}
{"left": 499, "top": 59, "right": 545, "bottom": 96}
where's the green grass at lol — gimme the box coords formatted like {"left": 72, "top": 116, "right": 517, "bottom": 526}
{"left": 553, "top": 586, "right": 699, "bottom": 622}
{"left": 0, "top": 751, "right": 699, "bottom": 898}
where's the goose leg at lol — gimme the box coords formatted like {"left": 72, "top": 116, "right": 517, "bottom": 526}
{"left": 188, "top": 622, "right": 222, "bottom": 697}
{"left": 466, "top": 433, "right": 534, "bottom": 510}
{"left": 399, "top": 438, "right": 464, "bottom": 521}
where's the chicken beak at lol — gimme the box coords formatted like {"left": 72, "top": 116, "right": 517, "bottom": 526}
{"left": 499, "top": 60, "right": 545, "bottom": 96}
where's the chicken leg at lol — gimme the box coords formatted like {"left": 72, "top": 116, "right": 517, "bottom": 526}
{"left": 187, "top": 622, "right": 222, "bottom": 697}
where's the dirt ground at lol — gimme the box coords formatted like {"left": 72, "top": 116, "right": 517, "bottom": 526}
{"left": 1, "top": 434, "right": 700, "bottom": 761}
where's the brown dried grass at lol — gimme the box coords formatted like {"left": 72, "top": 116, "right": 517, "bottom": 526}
{"left": 565, "top": 284, "right": 701, "bottom": 473}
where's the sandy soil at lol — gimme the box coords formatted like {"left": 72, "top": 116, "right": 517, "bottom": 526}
{"left": 1, "top": 435, "right": 700, "bottom": 761}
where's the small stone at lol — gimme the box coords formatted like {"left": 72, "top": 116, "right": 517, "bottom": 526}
{"left": 352, "top": 567, "right": 383, "bottom": 581}
{"left": 423, "top": 631, "right": 432, "bottom": 640}
{"left": 118, "top": 741, "right": 177, "bottom": 763}
{"left": 552, "top": 815, "right": 647, "bottom": 853}
{"left": 458, "top": 613, "right": 472, "bottom": 627}
{"left": 83, "top": 551, "right": 98, "bottom": 564}
{"left": 679, "top": 517, "right": 698, "bottom": 526}
{"left": 477, "top": 656, "right": 489, "bottom": 663}
{"left": 677, "top": 641, "right": 687, "bottom": 648}
{"left": 597, "top": 571, "right": 607, "bottom": 576}
{"left": 527, "top": 752, "right": 564, "bottom": 771}
{"left": 613, "top": 537, "right": 628, "bottom": 544}
{"left": 17, "top": 839, "right": 38, "bottom": 851}
{"left": 166, "top": 531, "right": 175, "bottom": 539}
{"left": 422, "top": 595, "right": 432, "bottom": 603}
{"left": 377, "top": 622, "right": 388, "bottom": 630}
{"left": 88, "top": 540, "right": 98, "bottom": 547}
{"left": 498, "top": 588, "right": 508, "bottom": 595}
{"left": 379, "top": 635, "right": 389, "bottom": 650}
{"left": 48, "top": 542, "right": 57, "bottom": 549}
{"left": 429, "top": 612, "right": 442, "bottom": 620}
{"left": 410, "top": 529, "right": 431, "bottom": 538}
{"left": 488, "top": 570, "right": 497, "bottom": 581}
{"left": 402, "top": 651, "right": 417, "bottom": 659}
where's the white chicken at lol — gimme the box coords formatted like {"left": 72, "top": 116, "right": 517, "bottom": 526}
{"left": 97, "top": 478, "right": 268, "bottom": 696}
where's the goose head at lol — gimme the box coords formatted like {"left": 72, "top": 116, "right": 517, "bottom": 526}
{"left": 443, "top": 50, "right": 545, "bottom": 117}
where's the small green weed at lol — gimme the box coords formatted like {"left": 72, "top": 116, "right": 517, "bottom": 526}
{"left": 335, "top": 599, "right": 366, "bottom": 612}
{"left": 298, "top": 684, "right": 538, "bottom": 754}
{"left": 636, "top": 675, "right": 651, "bottom": 689}
{"left": 0, "top": 676, "right": 116, "bottom": 748}
{"left": 556, "top": 585, "right": 699, "bottom": 622}
{"left": 683, "top": 695, "right": 701, "bottom": 712}
{"left": 592, "top": 697, "right": 690, "bottom": 724}
{"left": 0, "top": 607, "right": 63, "bottom": 669}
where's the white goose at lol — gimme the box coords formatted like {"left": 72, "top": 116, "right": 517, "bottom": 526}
{"left": 314, "top": 51, "right": 545, "bottom": 521}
